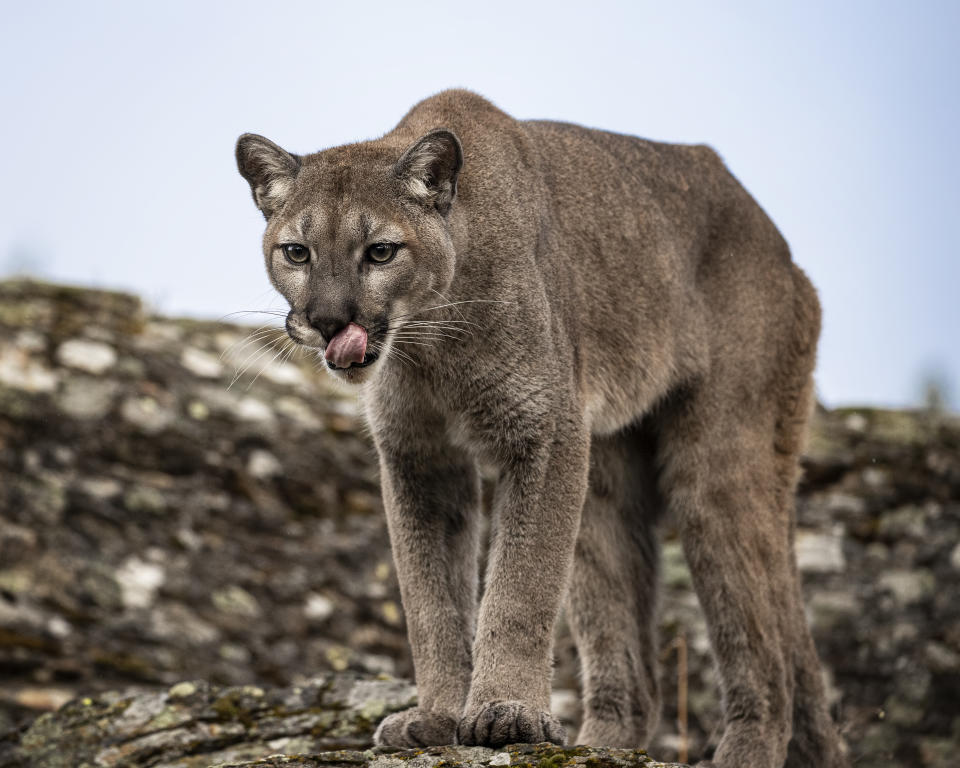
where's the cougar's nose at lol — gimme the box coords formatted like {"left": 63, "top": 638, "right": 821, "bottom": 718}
{"left": 306, "top": 299, "right": 355, "bottom": 343}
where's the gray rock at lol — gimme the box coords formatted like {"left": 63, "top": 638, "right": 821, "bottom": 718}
{"left": 237, "top": 396, "right": 275, "bottom": 423}
{"left": 878, "top": 569, "right": 936, "bottom": 604}
{"left": 117, "top": 556, "right": 167, "bottom": 610}
{"left": 79, "top": 476, "right": 123, "bottom": 500}
{"left": 181, "top": 346, "right": 225, "bottom": 379}
{"left": 795, "top": 527, "right": 846, "bottom": 573}
{"left": 121, "top": 395, "right": 176, "bottom": 433}
{"left": 56, "top": 376, "right": 119, "bottom": 419}
{"left": 56, "top": 338, "right": 117, "bottom": 374}
{"left": 808, "top": 591, "right": 860, "bottom": 631}
{"left": 925, "top": 641, "right": 960, "bottom": 673}
{"left": 662, "top": 541, "right": 692, "bottom": 588}
{"left": 0, "top": 344, "right": 58, "bottom": 392}
{"left": 123, "top": 485, "right": 168, "bottom": 514}
{"left": 877, "top": 505, "right": 928, "bottom": 540}
{"left": 305, "top": 593, "right": 336, "bottom": 622}
{"left": 248, "top": 449, "right": 284, "bottom": 479}
{"left": 950, "top": 541, "right": 960, "bottom": 571}
{"left": 212, "top": 586, "right": 263, "bottom": 618}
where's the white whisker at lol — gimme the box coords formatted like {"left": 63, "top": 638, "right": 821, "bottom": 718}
{"left": 390, "top": 299, "right": 513, "bottom": 323}
{"left": 220, "top": 325, "right": 286, "bottom": 361}
{"left": 246, "top": 337, "right": 294, "bottom": 389}
{"left": 429, "top": 287, "right": 468, "bottom": 322}
{"left": 393, "top": 331, "right": 463, "bottom": 342}
{"left": 388, "top": 346, "right": 419, "bottom": 369}
{"left": 402, "top": 319, "right": 479, "bottom": 329}
{"left": 392, "top": 338, "right": 437, "bottom": 348}
{"left": 227, "top": 335, "right": 287, "bottom": 389}
{"left": 218, "top": 309, "right": 288, "bottom": 321}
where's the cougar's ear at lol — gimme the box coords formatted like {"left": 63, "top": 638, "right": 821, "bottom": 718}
{"left": 235, "top": 133, "right": 301, "bottom": 219}
{"left": 395, "top": 129, "right": 462, "bottom": 216}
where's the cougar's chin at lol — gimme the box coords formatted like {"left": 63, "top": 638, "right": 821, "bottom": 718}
{"left": 324, "top": 349, "right": 381, "bottom": 385}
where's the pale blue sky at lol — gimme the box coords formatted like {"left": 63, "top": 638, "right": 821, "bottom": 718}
{"left": 1, "top": 1, "right": 957, "bottom": 409}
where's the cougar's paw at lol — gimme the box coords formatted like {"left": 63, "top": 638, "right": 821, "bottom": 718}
{"left": 457, "top": 700, "right": 567, "bottom": 748}
{"left": 373, "top": 707, "right": 457, "bottom": 747}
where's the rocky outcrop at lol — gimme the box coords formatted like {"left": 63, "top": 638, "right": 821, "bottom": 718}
{"left": 0, "top": 675, "right": 684, "bottom": 768}
{"left": 0, "top": 675, "right": 411, "bottom": 767}
{"left": 0, "top": 279, "right": 958, "bottom": 767}
{"left": 0, "top": 281, "right": 401, "bottom": 729}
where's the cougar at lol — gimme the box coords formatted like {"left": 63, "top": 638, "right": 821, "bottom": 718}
{"left": 235, "top": 89, "right": 847, "bottom": 768}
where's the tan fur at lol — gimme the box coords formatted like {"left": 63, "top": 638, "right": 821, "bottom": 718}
{"left": 236, "top": 90, "right": 847, "bottom": 767}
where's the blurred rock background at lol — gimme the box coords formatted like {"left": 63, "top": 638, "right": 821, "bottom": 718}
{"left": 0, "top": 279, "right": 957, "bottom": 767}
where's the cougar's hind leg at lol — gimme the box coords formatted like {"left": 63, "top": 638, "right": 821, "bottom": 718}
{"left": 775, "top": 348, "right": 848, "bottom": 768}
{"left": 657, "top": 385, "right": 798, "bottom": 768}
{"left": 566, "top": 426, "right": 663, "bottom": 747}
{"left": 783, "top": 572, "right": 848, "bottom": 768}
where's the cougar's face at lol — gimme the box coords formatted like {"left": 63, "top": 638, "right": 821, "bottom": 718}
{"left": 237, "top": 131, "right": 462, "bottom": 385}
{"left": 266, "top": 168, "right": 455, "bottom": 385}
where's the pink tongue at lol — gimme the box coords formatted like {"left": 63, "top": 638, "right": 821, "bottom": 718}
{"left": 324, "top": 322, "right": 368, "bottom": 368}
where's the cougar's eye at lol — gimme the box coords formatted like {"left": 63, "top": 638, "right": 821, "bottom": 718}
{"left": 366, "top": 242, "right": 399, "bottom": 264}
{"left": 282, "top": 243, "right": 310, "bottom": 264}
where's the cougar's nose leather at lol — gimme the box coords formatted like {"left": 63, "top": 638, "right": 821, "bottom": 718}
{"left": 306, "top": 299, "right": 352, "bottom": 343}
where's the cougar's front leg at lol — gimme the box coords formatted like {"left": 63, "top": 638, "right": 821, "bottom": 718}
{"left": 458, "top": 411, "right": 590, "bottom": 748}
{"left": 372, "top": 429, "right": 482, "bottom": 748}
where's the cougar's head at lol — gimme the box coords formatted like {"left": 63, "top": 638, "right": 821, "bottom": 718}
{"left": 236, "top": 129, "right": 462, "bottom": 384}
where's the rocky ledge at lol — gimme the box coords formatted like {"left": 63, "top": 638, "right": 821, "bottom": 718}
{"left": 0, "top": 279, "right": 958, "bottom": 767}
{"left": 0, "top": 674, "right": 683, "bottom": 768}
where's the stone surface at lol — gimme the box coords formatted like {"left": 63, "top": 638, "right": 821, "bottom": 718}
{"left": 0, "top": 675, "right": 425, "bottom": 768}
{"left": 1, "top": 279, "right": 959, "bottom": 767}
{"left": 218, "top": 744, "right": 686, "bottom": 768}
{"left": 795, "top": 527, "right": 847, "bottom": 573}
{"left": 0, "top": 675, "right": 687, "bottom": 766}
{"left": 55, "top": 338, "right": 117, "bottom": 375}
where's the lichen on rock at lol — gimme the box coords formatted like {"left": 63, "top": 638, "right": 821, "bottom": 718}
{"left": 0, "top": 675, "right": 420, "bottom": 768}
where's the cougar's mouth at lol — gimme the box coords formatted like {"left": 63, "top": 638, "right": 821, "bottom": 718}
{"left": 326, "top": 350, "right": 380, "bottom": 370}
